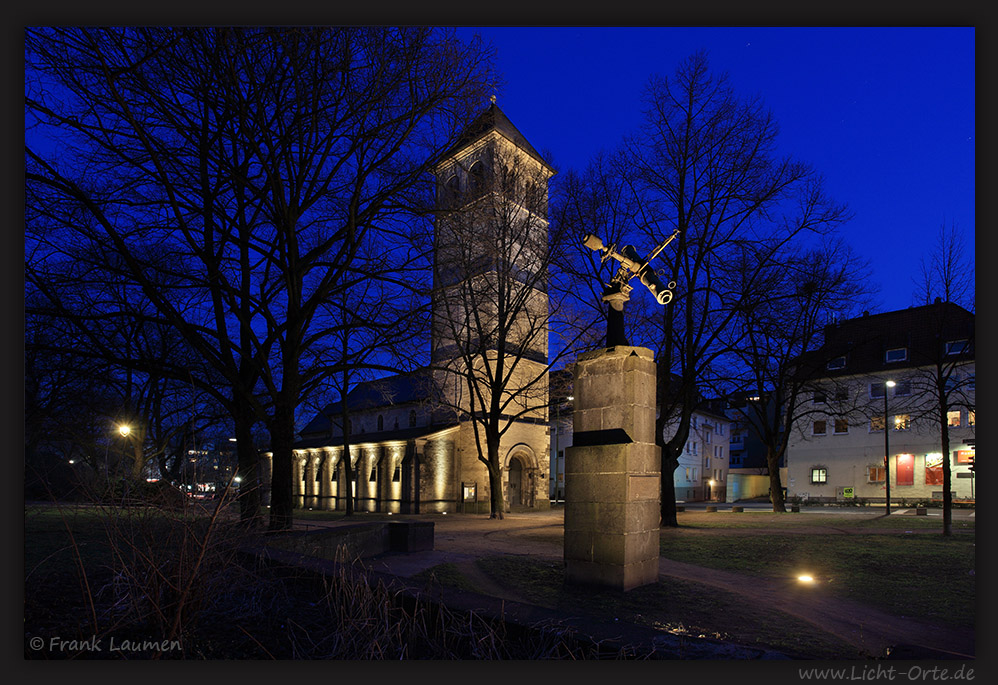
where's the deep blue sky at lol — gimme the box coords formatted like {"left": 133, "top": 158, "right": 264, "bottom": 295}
{"left": 458, "top": 27, "right": 976, "bottom": 314}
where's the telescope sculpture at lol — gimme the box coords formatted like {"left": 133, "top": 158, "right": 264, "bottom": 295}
{"left": 583, "top": 229, "right": 680, "bottom": 347}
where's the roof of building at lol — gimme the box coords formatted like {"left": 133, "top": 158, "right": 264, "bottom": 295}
{"left": 440, "top": 102, "right": 554, "bottom": 172}
{"left": 293, "top": 422, "right": 459, "bottom": 450}
{"left": 796, "top": 300, "right": 974, "bottom": 380}
{"left": 299, "top": 371, "right": 442, "bottom": 437}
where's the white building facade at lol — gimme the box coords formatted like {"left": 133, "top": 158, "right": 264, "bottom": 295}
{"left": 786, "top": 303, "right": 975, "bottom": 504}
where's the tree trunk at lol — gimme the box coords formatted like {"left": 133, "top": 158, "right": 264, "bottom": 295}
{"left": 267, "top": 405, "right": 296, "bottom": 531}
{"left": 940, "top": 391, "right": 953, "bottom": 536}
{"left": 486, "top": 438, "right": 505, "bottom": 519}
{"left": 233, "top": 403, "right": 261, "bottom": 526}
{"left": 767, "top": 447, "right": 787, "bottom": 512}
{"left": 660, "top": 446, "right": 680, "bottom": 527}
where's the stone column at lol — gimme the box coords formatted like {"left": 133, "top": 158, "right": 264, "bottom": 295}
{"left": 564, "top": 346, "right": 661, "bottom": 591}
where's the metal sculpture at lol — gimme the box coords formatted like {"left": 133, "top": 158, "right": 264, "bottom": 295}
{"left": 583, "top": 229, "right": 680, "bottom": 347}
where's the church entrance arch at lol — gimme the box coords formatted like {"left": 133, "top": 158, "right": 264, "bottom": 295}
{"left": 504, "top": 444, "right": 538, "bottom": 509}
{"left": 508, "top": 457, "right": 523, "bottom": 506}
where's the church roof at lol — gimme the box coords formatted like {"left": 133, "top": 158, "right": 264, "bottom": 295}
{"left": 293, "top": 422, "right": 459, "bottom": 450}
{"left": 440, "top": 102, "right": 554, "bottom": 173}
{"left": 299, "top": 371, "right": 442, "bottom": 437}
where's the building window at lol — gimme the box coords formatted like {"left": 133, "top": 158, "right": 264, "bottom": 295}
{"left": 392, "top": 465, "right": 401, "bottom": 482}
{"left": 968, "top": 374, "right": 975, "bottom": 390}
{"left": 870, "top": 383, "right": 886, "bottom": 399}
{"left": 827, "top": 356, "right": 846, "bottom": 370}
{"left": 834, "top": 418, "right": 849, "bottom": 434}
{"left": 867, "top": 466, "right": 886, "bottom": 483}
{"left": 813, "top": 389, "right": 826, "bottom": 404}
{"left": 810, "top": 467, "right": 828, "bottom": 484}
{"left": 870, "top": 416, "right": 885, "bottom": 432}
{"left": 946, "top": 339, "right": 969, "bottom": 355}
{"left": 894, "top": 380, "right": 911, "bottom": 397}
{"left": 370, "top": 467, "right": 377, "bottom": 482}
{"left": 885, "top": 347, "right": 907, "bottom": 363}
{"left": 812, "top": 420, "right": 827, "bottom": 436}
{"left": 835, "top": 387, "right": 849, "bottom": 403}
{"left": 947, "top": 410, "right": 961, "bottom": 427}
{"left": 893, "top": 414, "right": 910, "bottom": 431}
{"left": 968, "top": 410, "right": 975, "bottom": 426}
{"left": 409, "top": 409, "right": 416, "bottom": 427}
{"left": 925, "top": 453, "right": 944, "bottom": 485}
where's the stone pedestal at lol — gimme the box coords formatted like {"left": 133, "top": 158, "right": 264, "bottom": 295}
{"left": 564, "top": 346, "right": 661, "bottom": 591}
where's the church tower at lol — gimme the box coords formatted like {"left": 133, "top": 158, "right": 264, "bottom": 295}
{"left": 431, "top": 102, "right": 556, "bottom": 510}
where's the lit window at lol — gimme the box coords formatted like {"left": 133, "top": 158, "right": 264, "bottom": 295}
{"left": 893, "top": 414, "right": 910, "bottom": 431}
{"left": 968, "top": 411, "right": 975, "bottom": 426}
{"left": 946, "top": 340, "right": 969, "bottom": 356}
{"left": 925, "top": 453, "right": 944, "bottom": 485}
{"left": 948, "top": 410, "right": 961, "bottom": 427}
{"left": 870, "top": 416, "right": 885, "bottom": 432}
{"left": 827, "top": 356, "right": 846, "bottom": 370}
{"left": 812, "top": 420, "right": 827, "bottom": 436}
{"left": 834, "top": 419, "right": 849, "bottom": 434}
{"left": 867, "top": 466, "right": 886, "bottom": 483}
{"left": 810, "top": 467, "right": 828, "bottom": 484}
{"left": 885, "top": 348, "right": 907, "bottom": 363}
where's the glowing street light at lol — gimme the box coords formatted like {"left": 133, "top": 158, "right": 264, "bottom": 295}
{"left": 797, "top": 574, "right": 816, "bottom": 584}
{"left": 884, "top": 380, "right": 896, "bottom": 515}
{"left": 118, "top": 424, "right": 131, "bottom": 437}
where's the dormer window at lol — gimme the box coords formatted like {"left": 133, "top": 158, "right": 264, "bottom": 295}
{"left": 827, "top": 356, "right": 846, "bottom": 370}
{"left": 885, "top": 347, "right": 907, "bottom": 363}
{"left": 946, "top": 339, "right": 969, "bottom": 356}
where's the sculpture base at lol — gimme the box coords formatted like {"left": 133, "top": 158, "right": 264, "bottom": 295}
{"left": 564, "top": 346, "right": 661, "bottom": 592}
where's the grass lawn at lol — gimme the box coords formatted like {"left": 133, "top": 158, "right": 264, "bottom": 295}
{"left": 660, "top": 530, "right": 975, "bottom": 629}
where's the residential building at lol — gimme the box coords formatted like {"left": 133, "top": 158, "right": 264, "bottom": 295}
{"left": 785, "top": 302, "right": 975, "bottom": 503}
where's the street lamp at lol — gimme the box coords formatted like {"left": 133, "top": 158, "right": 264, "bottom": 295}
{"left": 884, "top": 380, "right": 895, "bottom": 515}
{"left": 118, "top": 424, "right": 131, "bottom": 437}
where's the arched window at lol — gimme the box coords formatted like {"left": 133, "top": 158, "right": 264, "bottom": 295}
{"left": 468, "top": 161, "right": 485, "bottom": 197}
{"left": 444, "top": 174, "right": 459, "bottom": 205}
{"left": 377, "top": 415, "right": 384, "bottom": 431}
{"left": 409, "top": 409, "right": 417, "bottom": 427}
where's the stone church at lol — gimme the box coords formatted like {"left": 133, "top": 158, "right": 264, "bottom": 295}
{"left": 261, "top": 103, "right": 555, "bottom": 514}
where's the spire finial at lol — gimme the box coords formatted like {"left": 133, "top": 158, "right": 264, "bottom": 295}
{"left": 490, "top": 93, "right": 496, "bottom": 105}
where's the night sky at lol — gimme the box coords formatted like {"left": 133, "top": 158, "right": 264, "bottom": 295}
{"left": 457, "top": 26, "right": 976, "bottom": 314}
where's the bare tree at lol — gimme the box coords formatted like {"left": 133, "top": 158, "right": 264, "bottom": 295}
{"left": 624, "top": 52, "right": 850, "bottom": 526}
{"left": 724, "top": 239, "right": 873, "bottom": 511}
{"left": 902, "top": 226, "right": 975, "bottom": 535}
{"left": 26, "top": 27, "right": 494, "bottom": 530}
{"left": 914, "top": 222, "right": 975, "bottom": 310}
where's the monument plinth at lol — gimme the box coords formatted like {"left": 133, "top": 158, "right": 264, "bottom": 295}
{"left": 564, "top": 345, "right": 661, "bottom": 591}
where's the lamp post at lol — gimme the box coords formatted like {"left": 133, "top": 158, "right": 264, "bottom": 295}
{"left": 884, "top": 380, "right": 895, "bottom": 515}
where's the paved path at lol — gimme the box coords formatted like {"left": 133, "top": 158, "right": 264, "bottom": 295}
{"left": 299, "top": 509, "right": 975, "bottom": 659}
